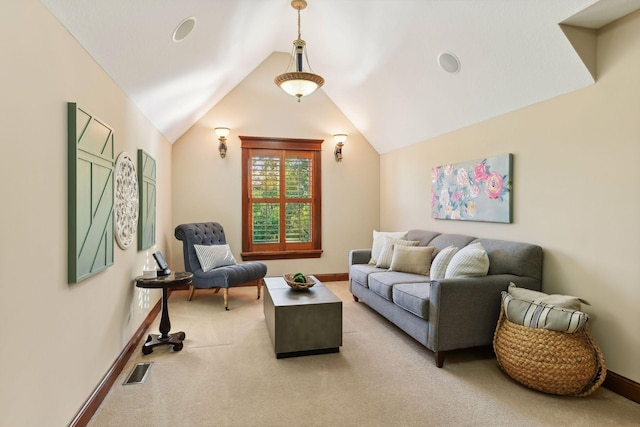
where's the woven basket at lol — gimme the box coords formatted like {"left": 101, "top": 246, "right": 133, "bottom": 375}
{"left": 493, "top": 305, "right": 606, "bottom": 397}
{"left": 283, "top": 274, "right": 316, "bottom": 290}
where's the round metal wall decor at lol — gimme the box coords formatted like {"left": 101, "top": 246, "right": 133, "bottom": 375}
{"left": 114, "top": 152, "right": 139, "bottom": 249}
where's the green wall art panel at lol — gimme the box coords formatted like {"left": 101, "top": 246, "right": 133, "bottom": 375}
{"left": 68, "top": 102, "right": 115, "bottom": 283}
{"left": 138, "top": 149, "right": 156, "bottom": 250}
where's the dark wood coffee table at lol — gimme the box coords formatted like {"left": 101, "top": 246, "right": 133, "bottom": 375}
{"left": 263, "top": 276, "right": 342, "bottom": 358}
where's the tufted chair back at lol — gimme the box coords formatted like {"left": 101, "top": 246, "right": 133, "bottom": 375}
{"left": 174, "top": 222, "right": 227, "bottom": 274}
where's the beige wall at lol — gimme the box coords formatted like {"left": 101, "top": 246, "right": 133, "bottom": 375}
{"left": 380, "top": 11, "right": 640, "bottom": 382}
{"left": 172, "top": 52, "right": 380, "bottom": 277}
{"left": 0, "top": 1, "right": 173, "bottom": 425}
{"left": 2, "top": 1, "right": 637, "bottom": 424}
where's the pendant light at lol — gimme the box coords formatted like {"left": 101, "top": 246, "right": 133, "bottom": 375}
{"left": 274, "top": 0, "right": 324, "bottom": 102}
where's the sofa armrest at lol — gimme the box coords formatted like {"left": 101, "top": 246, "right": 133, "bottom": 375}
{"left": 349, "top": 249, "right": 372, "bottom": 266}
{"left": 428, "top": 274, "right": 541, "bottom": 352}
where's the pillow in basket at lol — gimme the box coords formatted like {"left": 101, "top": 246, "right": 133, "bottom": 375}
{"left": 501, "top": 291, "right": 589, "bottom": 333}
{"left": 508, "top": 283, "right": 590, "bottom": 311}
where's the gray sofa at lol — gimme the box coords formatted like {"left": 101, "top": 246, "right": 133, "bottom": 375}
{"left": 349, "top": 230, "right": 542, "bottom": 367}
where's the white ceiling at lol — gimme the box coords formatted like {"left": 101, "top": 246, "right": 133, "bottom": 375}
{"left": 40, "top": 0, "right": 640, "bottom": 154}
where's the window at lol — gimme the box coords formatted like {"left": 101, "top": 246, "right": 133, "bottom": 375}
{"left": 240, "top": 136, "right": 323, "bottom": 260}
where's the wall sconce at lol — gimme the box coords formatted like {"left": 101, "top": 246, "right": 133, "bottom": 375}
{"left": 214, "top": 127, "right": 230, "bottom": 158}
{"left": 333, "top": 134, "right": 347, "bottom": 162}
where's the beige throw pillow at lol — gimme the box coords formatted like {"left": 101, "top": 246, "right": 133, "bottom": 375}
{"left": 376, "top": 236, "right": 420, "bottom": 269}
{"left": 369, "top": 230, "right": 408, "bottom": 264}
{"left": 390, "top": 246, "right": 436, "bottom": 276}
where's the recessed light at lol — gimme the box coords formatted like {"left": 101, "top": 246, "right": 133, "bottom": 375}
{"left": 173, "top": 17, "right": 196, "bottom": 42}
{"left": 438, "top": 52, "right": 460, "bottom": 74}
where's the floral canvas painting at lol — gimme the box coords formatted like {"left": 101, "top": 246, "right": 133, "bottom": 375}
{"left": 432, "top": 153, "right": 512, "bottom": 223}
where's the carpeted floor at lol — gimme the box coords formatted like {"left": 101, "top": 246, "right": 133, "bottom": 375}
{"left": 88, "top": 282, "right": 640, "bottom": 426}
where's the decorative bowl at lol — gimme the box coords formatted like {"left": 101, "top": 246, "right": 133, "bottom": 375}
{"left": 283, "top": 273, "right": 316, "bottom": 290}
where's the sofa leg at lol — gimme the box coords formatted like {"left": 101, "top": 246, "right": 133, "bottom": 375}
{"left": 435, "top": 351, "right": 446, "bottom": 368}
{"left": 352, "top": 295, "right": 359, "bottom": 302}
{"left": 224, "top": 288, "right": 229, "bottom": 311}
{"left": 187, "top": 285, "right": 195, "bottom": 301}
{"left": 257, "top": 279, "right": 263, "bottom": 300}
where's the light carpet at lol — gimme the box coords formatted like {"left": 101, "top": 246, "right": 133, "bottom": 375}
{"left": 89, "top": 282, "right": 640, "bottom": 427}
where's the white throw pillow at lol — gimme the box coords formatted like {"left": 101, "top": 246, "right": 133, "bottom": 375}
{"left": 430, "top": 246, "right": 458, "bottom": 280}
{"left": 194, "top": 244, "right": 237, "bottom": 272}
{"left": 369, "top": 230, "right": 408, "bottom": 264}
{"left": 376, "top": 236, "right": 420, "bottom": 269}
{"left": 390, "top": 246, "right": 436, "bottom": 276}
{"left": 444, "top": 242, "right": 489, "bottom": 278}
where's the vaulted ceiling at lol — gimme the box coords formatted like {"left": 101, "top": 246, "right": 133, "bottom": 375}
{"left": 41, "top": 0, "right": 640, "bottom": 154}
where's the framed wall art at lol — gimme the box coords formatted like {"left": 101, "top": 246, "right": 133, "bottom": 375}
{"left": 432, "top": 153, "right": 513, "bottom": 223}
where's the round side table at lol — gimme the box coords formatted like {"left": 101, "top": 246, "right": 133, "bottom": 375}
{"left": 135, "top": 272, "right": 193, "bottom": 354}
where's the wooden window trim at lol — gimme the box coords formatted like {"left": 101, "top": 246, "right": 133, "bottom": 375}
{"left": 240, "top": 136, "right": 323, "bottom": 261}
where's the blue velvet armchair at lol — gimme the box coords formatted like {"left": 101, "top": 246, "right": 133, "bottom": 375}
{"left": 174, "top": 222, "right": 267, "bottom": 310}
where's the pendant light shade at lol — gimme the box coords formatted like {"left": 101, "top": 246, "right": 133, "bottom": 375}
{"left": 275, "top": 0, "right": 324, "bottom": 102}
{"left": 275, "top": 72, "right": 324, "bottom": 99}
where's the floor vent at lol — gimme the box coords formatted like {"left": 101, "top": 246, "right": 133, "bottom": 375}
{"left": 123, "top": 362, "right": 153, "bottom": 385}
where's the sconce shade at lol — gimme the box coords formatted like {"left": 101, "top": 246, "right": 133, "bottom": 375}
{"left": 215, "top": 127, "right": 230, "bottom": 138}
{"left": 333, "top": 134, "right": 348, "bottom": 144}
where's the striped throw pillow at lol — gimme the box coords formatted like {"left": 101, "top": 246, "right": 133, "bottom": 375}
{"left": 375, "top": 236, "right": 420, "bottom": 269}
{"left": 430, "top": 245, "right": 458, "bottom": 280}
{"left": 194, "top": 244, "right": 237, "bottom": 272}
{"left": 369, "top": 230, "right": 408, "bottom": 264}
{"left": 502, "top": 292, "right": 589, "bottom": 333}
{"left": 444, "top": 242, "right": 489, "bottom": 278}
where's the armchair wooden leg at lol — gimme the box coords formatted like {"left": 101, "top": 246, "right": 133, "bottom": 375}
{"left": 257, "top": 279, "right": 263, "bottom": 300}
{"left": 187, "top": 285, "right": 195, "bottom": 301}
{"left": 223, "top": 288, "right": 229, "bottom": 311}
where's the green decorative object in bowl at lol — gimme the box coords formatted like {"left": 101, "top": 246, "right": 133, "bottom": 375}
{"left": 283, "top": 273, "right": 316, "bottom": 290}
